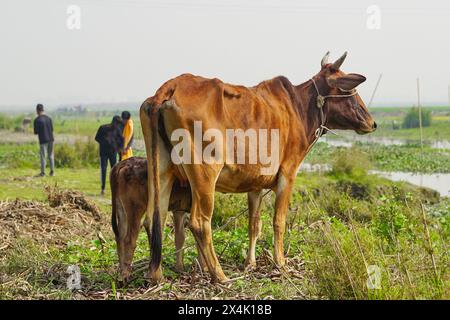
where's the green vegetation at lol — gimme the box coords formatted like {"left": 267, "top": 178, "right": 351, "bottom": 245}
{"left": 54, "top": 139, "right": 98, "bottom": 168}
{"left": 0, "top": 111, "right": 143, "bottom": 138}
{"left": 367, "top": 106, "right": 450, "bottom": 141}
{"left": 306, "top": 142, "right": 450, "bottom": 173}
{"left": 0, "top": 141, "right": 99, "bottom": 169}
{"left": 0, "top": 113, "right": 24, "bottom": 131}
{"left": 295, "top": 158, "right": 448, "bottom": 299}
{"left": 402, "top": 107, "right": 432, "bottom": 129}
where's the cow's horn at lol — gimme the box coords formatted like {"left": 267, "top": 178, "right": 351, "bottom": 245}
{"left": 331, "top": 51, "right": 347, "bottom": 70}
{"left": 321, "top": 51, "right": 330, "bottom": 68}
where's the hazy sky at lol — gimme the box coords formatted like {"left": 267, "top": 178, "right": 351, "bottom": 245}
{"left": 1, "top": 0, "right": 450, "bottom": 109}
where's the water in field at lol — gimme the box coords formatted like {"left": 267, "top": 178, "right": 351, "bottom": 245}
{"left": 321, "top": 136, "right": 450, "bottom": 149}
{"left": 300, "top": 163, "right": 450, "bottom": 197}
{"left": 372, "top": 171, "right": 450, "bottom": 197}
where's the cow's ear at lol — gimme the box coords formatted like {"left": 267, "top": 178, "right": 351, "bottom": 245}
{"left": 328, "top": 73, "right": 366, "bottom": 90}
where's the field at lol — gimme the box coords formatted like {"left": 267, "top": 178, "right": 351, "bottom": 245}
{"left": 0, "top": 106, "right": 449, "bottom": 300}
{"left": 336, "top": 106, "right": 450, "bottom": 141}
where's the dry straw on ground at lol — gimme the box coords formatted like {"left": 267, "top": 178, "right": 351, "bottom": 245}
{"left": 0, "top": 185, "right": 102, "bottom": 252}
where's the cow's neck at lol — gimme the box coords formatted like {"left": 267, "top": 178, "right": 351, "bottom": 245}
{"left": 294, "top": 79, "right": 326, "bottom": 147}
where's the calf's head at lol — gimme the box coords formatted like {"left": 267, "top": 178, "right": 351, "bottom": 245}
{"left": 313, "top": 52, "right": 377, "bottom": 134}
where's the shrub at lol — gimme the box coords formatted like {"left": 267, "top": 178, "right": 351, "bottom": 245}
{"left": 54, "top": 143, "right": 80, "bottom": 168}
{"left": 0, "top": 143, "right": 37, "bottom": 169}
{"left": 54, "top": 140, "right": 98, "bottom": 168}
{"left": 330, "top": 147, "right": 372, "bottom": 178}
{"left": 402, "top": 107, "right": 431, "bottom": 129}
{"left": 0, "top": 113, "right": 24, "bottom": 131}
{"left": 373, "top": 195, "right": 409, "bottom": 245}
{"left": 75, "top": 138, "right": 98, "bottom": 166}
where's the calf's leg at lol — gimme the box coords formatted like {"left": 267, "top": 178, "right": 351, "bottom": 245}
{"left": 118, "top": 201, "right": 142, "bottom": 283}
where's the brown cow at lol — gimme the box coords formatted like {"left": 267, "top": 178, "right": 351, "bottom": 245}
{"left": 110, "top": 157, "right": 191, "bottom": 282}
{"left": 140, "top": 52, "right": 377, "bottom": 283}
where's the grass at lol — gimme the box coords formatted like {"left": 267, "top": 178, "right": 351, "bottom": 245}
{"left": 0, "top": 167, "right": 111, "bottom": 213}
{"left": 0, "top": 155, "right": 448, "bottom": 299}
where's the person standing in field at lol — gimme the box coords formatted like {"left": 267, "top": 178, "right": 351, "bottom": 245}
{"left": 95, "top": 116, "right": 124, "bottom": 195}
{"left": 120, "top": 111, "right": 134, "bottom": 161}
{"left": 33, "top": 103, "right": 54, "bottom": 177}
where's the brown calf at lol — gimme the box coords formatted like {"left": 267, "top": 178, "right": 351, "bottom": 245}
{"left": 110, "top": 157, "right": 191, "bottom": 282}
{"left": 111, "top": 157, "right": 265, "bottom": 282}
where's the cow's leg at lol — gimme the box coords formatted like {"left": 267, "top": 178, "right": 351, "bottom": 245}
{"left": 272, "top": 173, "right": 294, "bottom": 266}
{"left": 245, "top": 190, "right": 264, "bottom": 268}
{"left": 184, "top": 166, "right": 228, "bottom": 283}
{"left": 195, "top": 242, "right": 209, "bottom": 272}
{"left": 173, "top": 210, "right": 186, "bottom": 272}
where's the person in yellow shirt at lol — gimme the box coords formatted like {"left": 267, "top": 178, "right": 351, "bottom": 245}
{"left": 121, "top": 111, "right": 134, "bottom": 160}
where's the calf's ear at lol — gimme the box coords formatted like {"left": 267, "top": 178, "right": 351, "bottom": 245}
{"left": 328, "top": 73, "right": 366, "bottom": 90}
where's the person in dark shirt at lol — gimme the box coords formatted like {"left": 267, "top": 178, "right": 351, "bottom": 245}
{"left": 95, "top": 116, "right": 124, "bottom": 195}
{"left": 33, "top": 104, "right": 54, "bottom": 177}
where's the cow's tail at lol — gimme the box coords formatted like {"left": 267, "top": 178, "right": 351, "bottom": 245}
{"left": 149, "top": 105, "right": 162, "bottom": 273}
{"left": 140, "top": 82, "right": 177, "bottom": 276}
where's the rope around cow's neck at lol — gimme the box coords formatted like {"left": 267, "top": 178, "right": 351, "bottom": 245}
{"left": 304, "top": 78, "right": 358, "bottom": 154}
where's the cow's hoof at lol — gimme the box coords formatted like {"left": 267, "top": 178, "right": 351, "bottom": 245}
{"left": 244, "top": 261, "right": 256, "bottom": 271}
{"left": 117, "top": 279, "right": 127, "bottom": 288}
{"left": 146, "top": 268, "right": 163, "bottom": 285}
{"left": 199, "top": 264, "right": 209, "bottom": 273}
{"left": 174, "top": 264, "right": 185, "bottom": 273}
{"left": 211, "top": 272, "right": 230, "bottom": 284}
{"left": 214, "top": 276, "right": 230, "bottom": 285}
{"left": 118, "top": 269, "right": 131, "bottom": 286}
{"left": 274, "top": 257, "right": 286, "bottom": 267}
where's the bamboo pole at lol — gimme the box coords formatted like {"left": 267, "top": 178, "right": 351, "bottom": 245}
{"left": 420, "top": 202, "right": 439, "bottom": 280}
{"left": 368, "top": 74, "right": 382, "bottom": 108}
{"left": 448, "top": 85, "right": 450, "bottom": 107}
{"left": 416, "top": 78, "right": 424, "bottom": 152}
